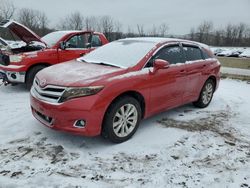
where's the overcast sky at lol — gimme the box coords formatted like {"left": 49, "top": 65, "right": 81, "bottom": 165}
{"left": 11, "top": 0, "right": 250, "bottom": 35}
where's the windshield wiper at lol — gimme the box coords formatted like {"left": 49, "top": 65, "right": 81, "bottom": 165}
{"left": 80, "top": 59, "right": 120, "bottom": 68}
{"left": 97, "top": 62, "right": 120, "bottom": 68}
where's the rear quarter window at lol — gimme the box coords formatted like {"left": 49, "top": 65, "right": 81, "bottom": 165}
{"left": 202, "top": 48, "right": 214, "bottom": 59}
{"left": 183, "top": 45, "right": 203, "bottom": 61}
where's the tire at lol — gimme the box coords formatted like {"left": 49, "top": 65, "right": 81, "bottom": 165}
{"left": 25, "top": 65, "right": 47, "bottom": 90}
{"left": 102, "top": 96, "right": 142, "bottom": 143}
{"left": 193, "top": 79, "right": 215, "bottom": 108}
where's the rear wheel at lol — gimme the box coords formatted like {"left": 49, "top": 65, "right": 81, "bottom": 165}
{"left": 102, "top": 96, "right": 142, "bottom": 143}
{"left": 26, "top": 65, "right": 47, "bottom": 90}
{"left": 193, "top": 79, "right": 215, "bottom": 108}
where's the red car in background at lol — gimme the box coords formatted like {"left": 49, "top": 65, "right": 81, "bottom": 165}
{"left": 0, "top": 20, "right": 108, "bottom": 88}
{"left": 30, "top": 38, "right": 220, "bottom": 143}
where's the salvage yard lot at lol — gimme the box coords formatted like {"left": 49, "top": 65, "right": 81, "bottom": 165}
{"left": 0, "top": 79, "right": 250, "bottom": 188}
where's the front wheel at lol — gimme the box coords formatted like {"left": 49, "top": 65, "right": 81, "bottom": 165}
{"left": 193, "top": 79, "right": 215, "bottom": 108}
{"left": 102, "top": 96, "right": 142, "bottom": 143}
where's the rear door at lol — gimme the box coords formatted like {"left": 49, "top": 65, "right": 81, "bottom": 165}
{"left": 181, "top": 43, "right": 207, "bottom": 102}
{"left": 145, "top": 44, "right": 187, "bottom": 114}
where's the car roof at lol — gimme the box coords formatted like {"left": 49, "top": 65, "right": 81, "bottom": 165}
{"left": 122, "top": 37, "right": 184, "bottom": 43}
{"left": 51, "top": 30, "right": 82, "bottom": 34}
{"left": 120, "top": 37, "right": 210, "bottom": 50}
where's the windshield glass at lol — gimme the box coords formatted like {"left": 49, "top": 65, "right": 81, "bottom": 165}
{"left": 42, "top": 31, "right": 70, "bottom": 47}
{"left": 80, "top": 39, "right": 158, "bottom": 68}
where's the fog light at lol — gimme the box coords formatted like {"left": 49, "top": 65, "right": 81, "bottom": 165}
{"left": 11, "top": 73, "right": 17, "bottom": 79}
{"left": 74, "top": 120, "right": 86, "bottom": 128}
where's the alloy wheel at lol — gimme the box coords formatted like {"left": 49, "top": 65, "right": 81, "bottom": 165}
{"left": 112, "top": 104, "right": 138, "bottom": 138}
{"left": 202, "top": 82, "right": 214, "bottom": 105}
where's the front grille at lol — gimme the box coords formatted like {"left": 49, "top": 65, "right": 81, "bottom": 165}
{"left": 31, "top": 78, "right": 66, "bottom": 103}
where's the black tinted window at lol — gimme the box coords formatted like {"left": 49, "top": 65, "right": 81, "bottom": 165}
{"left": 66, "top": 33, "right": 91, "bottom": 48}
{"left": 154, "top": 45, "right": 183, "bottom": 64}
{"left": 91, "top": 35, "right": 102, "bottom": 47}
{"left": 183, "top": 45, "right": 203, "bottom": 61}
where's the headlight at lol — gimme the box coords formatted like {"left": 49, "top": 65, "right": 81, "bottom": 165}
{"left": 59, "top": 86, "right": 104, "bottom": 103}
{"left": 9, "top": 55, "right": 24, "bottom": 63}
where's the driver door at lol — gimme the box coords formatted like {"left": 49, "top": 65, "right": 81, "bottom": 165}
{"left": 58, "top": 33, "right": 92, "bottom": 63}
{"left": 146, "top": 44, "right": 187, "bottom": 114}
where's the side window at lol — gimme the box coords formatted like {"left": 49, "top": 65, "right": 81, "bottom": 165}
{"left": 145, "top": 45, "right": 183, "bottom": 67}
{"left": 202, "top": 49, "right": 213, "bottom": 59}
{"left": 66, "top": 33, "right": 91, "bottom": 49}
{"left": 183, "top": 45, "right": 203, "bottom": 61}
{"left": 91, "top": 35, "right": 102, "bottom": 47}
{"left": 156, "top": 46, "right": 183, "bottom": 64}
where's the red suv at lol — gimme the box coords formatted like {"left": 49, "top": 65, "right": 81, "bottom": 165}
{"left": 0, "top": 20, "right": 108, "bottom": 88}
{"left": 30, "top": 38, "right": 220, "bottom": 143}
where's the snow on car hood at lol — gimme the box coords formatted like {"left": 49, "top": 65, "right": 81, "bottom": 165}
{"left": 36, "top": 60, "right": 124, "bottom": 87}
{"left": 0, "top": 20, "right": 46, "bottom": 45}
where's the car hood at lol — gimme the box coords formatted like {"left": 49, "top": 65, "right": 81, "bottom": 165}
{"left": 0, "top": 20, "right": 46, "bottom": 45}
{"left": 36, "top": 60, "right": 125, "bottom": 87}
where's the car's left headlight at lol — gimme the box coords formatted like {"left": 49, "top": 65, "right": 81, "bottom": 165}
{"left": 59, "top": 86, "right": 104, "bottom": 103}
{"left": 9, "top": 55, "right": 24, "bottom": 63}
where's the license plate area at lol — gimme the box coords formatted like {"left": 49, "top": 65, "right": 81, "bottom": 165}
{"left": 32, "top": 108, "right": 54, "bottom": 127}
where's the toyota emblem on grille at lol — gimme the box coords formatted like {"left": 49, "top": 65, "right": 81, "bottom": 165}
{"left": 40, "top": 79, "right": 47, "bottom": 87}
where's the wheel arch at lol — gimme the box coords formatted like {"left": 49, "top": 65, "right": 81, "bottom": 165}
{"left": 207, "top": 75, "right": 217, "bottom": 90}
{"left": 105, "top": 90, "right": 146, "bottom": 119}
{"left": 25, "top": 63, "right": 51, "bottom": 83}
{"left": 101, "top": 90, "right": 146, "bottom": 142}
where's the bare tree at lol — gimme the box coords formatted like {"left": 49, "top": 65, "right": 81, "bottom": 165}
{"left": 58, "top": 12, "right": 83, "bottom": 30}
{"left": 189, "top": 27, "right": 196, "bottom": 40}
{"left": 98, "top": 16, "right": 114, "bottom": 40}
{"left": 99, "top": 16, "right": 114, "bottom": 34}
{"left": 197, "top": 21, "right": 213, "bottom": 43}
{"left": 137, "top": 24, "right": 144, "bottom": 36}
{"left": 126, "top": 26, "right": 136, "bottom": 37}
{"left": 0, "top": 0, "right": 15, "bottom": 20}
{"left": 237, "top": 23, "right": 246, "bottom": 45}
{"left": 213, "top": 29, "right": 223, "bottom": 46}
{"left": 17, "top": 8, "right": 50, "bottom": 36}
{"left": 36, "top": 11, "right": 49, "bottom": 35}
{"left": 149, "top": 24, "right": 157, "bottom": 36}
{"left": 84, "top": 16, "right": 98, "bottom": 31}
{"left": 114, "top": 21, "right": 122, "bottom": 33}
{"left": 18, "top": 8, "right": 38, "bottom": 29}
{"left": 158, "top": 23, "right": 168, "bottom": 37}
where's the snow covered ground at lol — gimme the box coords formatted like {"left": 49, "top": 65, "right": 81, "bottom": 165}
{"left": 0, "top": 79, "right": 250, "bottom": 188}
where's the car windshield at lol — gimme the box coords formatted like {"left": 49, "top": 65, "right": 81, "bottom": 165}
{"left": 80, "top": 39, "right": 158, "bottom": 68}
{"left": 42, "top": 31, "right": 70, "bottom": 47}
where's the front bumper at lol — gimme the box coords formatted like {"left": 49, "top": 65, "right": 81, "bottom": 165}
{"left": 0, "top": 65, "right": 26, "bottom": 83}
{"left": 30, "top": 91, "right": 107, "bottom": 137}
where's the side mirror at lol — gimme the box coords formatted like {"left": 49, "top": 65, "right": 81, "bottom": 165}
{"left": 154, "top": 59, "right": 170, "bottom": 71}
{"left": 59, "top": 41, "right": 66, "bottom": 50}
